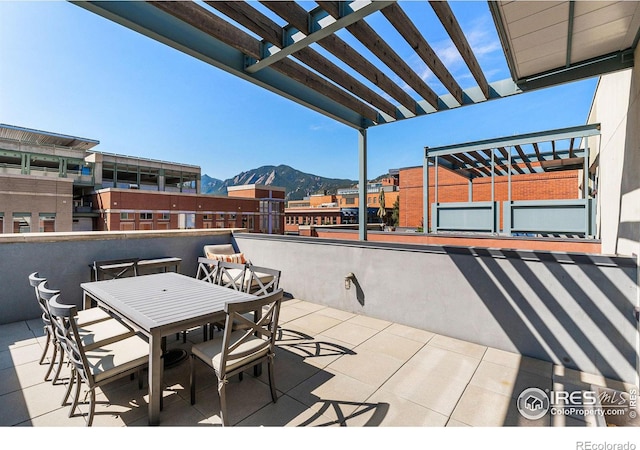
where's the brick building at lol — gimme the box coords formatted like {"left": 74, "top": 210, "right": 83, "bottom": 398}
{"left": 92, "top": 184, "right": 284, "bottom": 233}
{"left": 0, "top": 124, "right": 285, "bottom": 234}
{"left": 398, "top": 165, "right": 580, "bottom": 230}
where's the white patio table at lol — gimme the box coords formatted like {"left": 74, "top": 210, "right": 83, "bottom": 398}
{"left": 81, "top": 272, "right": 255, "bottom": 425}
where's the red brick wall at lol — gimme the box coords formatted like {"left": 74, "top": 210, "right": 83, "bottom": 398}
{"left": 399, "top": 166, "right": 579, "bottom": 229}
{"left": 92, "top": 190, "right": 265, "bottom": 232}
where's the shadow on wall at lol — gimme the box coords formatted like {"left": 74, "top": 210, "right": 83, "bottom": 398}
{"left": 444, "top": 246, "right": 638, "bottom": 384}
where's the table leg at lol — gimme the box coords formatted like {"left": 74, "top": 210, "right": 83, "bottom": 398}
{"left": 148, "top": 333, "right": 163, "bottom": 425}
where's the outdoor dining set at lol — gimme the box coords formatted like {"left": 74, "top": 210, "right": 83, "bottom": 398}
{"left": 27, "top": 243, "right": 283, "bottom": 426}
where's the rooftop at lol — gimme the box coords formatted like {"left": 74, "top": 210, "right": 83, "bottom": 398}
{"left": 2, "top": 296, "right": 637, "bottom": 434}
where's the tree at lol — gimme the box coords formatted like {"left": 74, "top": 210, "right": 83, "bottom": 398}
{"left": 376, "top": 187, "right": 386, "bottom": 225}
{"left": 391, "top": 197, "right": 400, "bottom": 227}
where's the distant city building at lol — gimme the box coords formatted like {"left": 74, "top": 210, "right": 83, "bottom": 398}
{"left": 284, "top": 175, "right": 399, "bottom": 235}
{"left": 0, "top": 124, "right": 284, "bottom": 234}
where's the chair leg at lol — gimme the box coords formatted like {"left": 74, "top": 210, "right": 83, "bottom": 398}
{"left": 138, "top": 369, "right": 143, "bottom": 390}
{"left": 267, "top": 360, "right": 278, "bottom": 403}
{"left": 86, "top": 389, "right": 96, "bottom": 427}
{"left": 61, "top": 367, "right": 75, "bottom": 406}
{"left": 39, "top": 328, "right": 51, "bottom": 365}
{"left": 218, "top": 379, "right": 228, "bottom": 427}
{"left": 52, "top": 346, "right": 65, "bottom": 384}
{"left": 69, "top": 371, "right": 82, "bottom": 418}
{"left": 183, "top": 330, "right": 187, "bottom": 344}
{"left": 189, "top": 355, "right": 196, "bottom": 405}
{"left": 44, "top": 341, "right": 58, "bottom": 381}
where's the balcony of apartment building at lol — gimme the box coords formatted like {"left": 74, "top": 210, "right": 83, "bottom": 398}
{"left": 1, "top": 0, "right": 639, "bottom": 437}
{"left": 0, "top": 226, "right": 638, "bottom": 429}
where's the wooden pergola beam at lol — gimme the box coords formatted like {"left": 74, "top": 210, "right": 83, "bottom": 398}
{"left": 569, "top": 137, "right": 575, "bottom": 158}
{"left": 150, "top": 1, "right": 380, "bottom": 123}
{"left": 439, "top": 155, "right": 480, "bottom": 179}
{"left": 498, "top": 146, "right": 525, "bottom": 174}
{"left": 206, "top": 1, "right": 397, "bottom": 119}
{"left": 455, "top": 152, "right": 493, "bottom": 177}
{"left": 261, "top": 1, "right": 420, "bottom": 116}
{"left": 429, "top": 1, "right": 491, "bottom": 100}
{"left": 467, "top": 150, "right": 490, "bottom": 169}
{"left": 481, "top": 149, "right": 509, "bottom": 176}
{"left": 514, "top": 144, "right": 535, "bottom": 173}
{"left": 318, "top": 1, "right": 441, "bottom": 110}
{"left": 532, "top": 142, "right": 542, "bottom": 160}
{"left": 381, "top": 3, "right": 464, "bottom": 105}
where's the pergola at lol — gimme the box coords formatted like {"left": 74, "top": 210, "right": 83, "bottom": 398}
{"left": 72, "top": 1, "right": 640, "bottom": 240}
{"left": 425, "top": 123, "right": 601, "bottom": 237}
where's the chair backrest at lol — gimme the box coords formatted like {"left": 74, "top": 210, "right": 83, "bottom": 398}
{"left": 244, "top": 265, "right": 281, "bottom": 296}
{"left": 219, "top": 288, "right": 284, "bottom": 378}
{"left": 28, "top": 272, "right": 47, "bottom": 305}
{"left": 217, "top": 261, "right": 247, "bottom": 291}
{"left": 47, "top": 293, "right": 93, "bottom": 387}
{"left": 35, "top": 280, "right": 61, "bottom": 328}
{"left": 28, "top": 272, "right": 47, "bottom": 290}
{"left": 195, "top": 257, "right": 220, "bottom": 284}
{"left": 203, "top": 244, "right": 236, "bottom": 257}
{"left": 92, "top": 258, "right": 139, "bottom": 281}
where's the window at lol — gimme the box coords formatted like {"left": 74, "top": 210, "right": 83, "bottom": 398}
{"left": 159, "top": 212, "right": 170, "bottom": 221}
{"left": 13, "top": 213, "right": 31, "bottom": 233}
{"left": 120, "top": 212, "right": 133, "bottom": 220}
{"left": 346, "top": 198, "right": 355, "bottom": 205}
{"left": 203, "top": 214, "right": 212, "bottom": 221}
{"left": 39, "top": 213, "right": 56, "bottom": 232}
{"left": 140, "top": 212, "right": 153, "bottom": 220}
{"left": 178, "top": 213, "right": 195, "bottom": 229}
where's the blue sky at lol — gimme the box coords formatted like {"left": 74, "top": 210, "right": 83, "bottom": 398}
{"left": 0, "top": 1, "right": 598, "bottom": 181}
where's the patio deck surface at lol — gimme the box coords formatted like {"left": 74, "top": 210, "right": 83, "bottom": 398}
{"left": 1, "top": 297, "right": 637, "bottom": 428}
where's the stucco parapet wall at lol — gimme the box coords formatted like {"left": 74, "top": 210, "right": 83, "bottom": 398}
{"left": 0, "top": 228, "right": 245, "bottom": 244}
{"left": 233, "top": 232, "right": 635, "bottom": 268}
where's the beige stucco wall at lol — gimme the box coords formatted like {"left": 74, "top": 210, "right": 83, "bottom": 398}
{"left": 0, "top": 174, "right": 73, "bottom": 233}
{"left": 588, "top": 46, "right": 640, "bottom": 257}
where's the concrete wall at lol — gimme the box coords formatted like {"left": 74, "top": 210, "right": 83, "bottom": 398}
{"left": 234, "top": 233, "right": 639, "bottom": 384}
{"left": 588, "top": 48, "right": 640, "bottom": 257}
{"left": 0, "top": 229, "right": 237, "bottom": 324}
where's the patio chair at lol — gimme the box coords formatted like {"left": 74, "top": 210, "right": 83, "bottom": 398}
{"left": 217, "top": 261, "right": 247, "bottom": 291}
{"left": 36, "top": 281, "right": 136, "bottom": 386}
{"left": 193, "top": 257, "right": 222, "bottom": 341}
{"left": 91, "top": 258, "right": 139, "bottom": 281}
{"left": 28, "top": 273, "right": 112, "bottom": 381}
{"left": 243, "top": 265, "right": 281, "bottom": 296}
{"left": 47, "top": 293, "right": 149, "bottom": 426}
{"left": 195, "top": 257, "right": 221, "bottom": 284}
{"left": 189, "top": 288, "right": 284, "bottom": 426}
{"left": 28, "top": 272, "right": 55, "bottom": 375}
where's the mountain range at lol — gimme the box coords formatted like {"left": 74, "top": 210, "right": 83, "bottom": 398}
{"left": 201, "top": 164, "right": 361, "bottom": 201}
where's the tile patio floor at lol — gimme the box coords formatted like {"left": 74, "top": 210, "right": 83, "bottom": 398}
{"left": 1, "top": 297, "right": 638, "bottom": 427}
